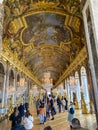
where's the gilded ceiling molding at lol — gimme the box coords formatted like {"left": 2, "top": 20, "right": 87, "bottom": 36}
{"left": 30, "top": 0, "right": 60, "bottom": 7}
{"left": 54, "top": 46, "right": 87, "bottom": 88}
{"left": 1, "top": 42, "right": 42, "bottom": 87}
{"left": 4, "top": 0, "right": 81, "bottom": 19}
{"left": 0, "top": 3, "right": 4, "bottom": 54}
{"left": 29, "top": 0, "right": 81, "bottom": 18}
{"left": 3, "top": 5, "right": 10, "bottom": 29}
{"left": 3, "top": 0, "right": 83, "bottom": 85}
{"left": 20, "top": 13, "right": 73, "bottom": 46}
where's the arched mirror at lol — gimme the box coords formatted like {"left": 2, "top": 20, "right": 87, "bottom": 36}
{"left": 9, "top": 70, "right": 14, "bottom": 90}
{"left": 16, "top": 74, "right": 20, "bottom": 89}
{"left": 74, "top": 71, "right": 81, "bottom": 108}
{"left": 81, "top": 66, "right": 89, "bottom": 102}
{"left": 0, "top": 62, "right": 5, "bottom": 106}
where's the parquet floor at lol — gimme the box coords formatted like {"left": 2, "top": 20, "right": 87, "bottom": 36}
{"left": 0, "top": 104, "right": 97, "bottom": 130}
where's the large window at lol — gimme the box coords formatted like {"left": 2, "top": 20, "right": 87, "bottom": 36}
{"left": 81, "top": 66, "right": 89, "bottom": 102}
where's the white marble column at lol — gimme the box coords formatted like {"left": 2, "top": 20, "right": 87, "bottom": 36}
{"left": 66, "top": 79, "right": 70, "bottom": 101}
{"left": 0, "top": 2, "right": 4, "bottom": 54}
{"left": 5, "top": 69, "right": 10, "bottom": 105}
{"left": 70, "top": 90, "right": 73, "bottom": 102}
{"left": 76, "top": 78, "right": 81, "bottom": 108}
{"left": 13, "top": 78, "right": 16, "bottom": 104}
{"left": 2, "top": 75, "right": 6, "bottom": 108}
{"left": 89, "top": 0, "right": 98, "bottom": 55}
{"left": 82, "top": 0, "right": 98, "bottom": 128}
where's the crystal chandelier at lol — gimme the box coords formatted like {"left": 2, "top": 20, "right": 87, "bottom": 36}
{"left": 42, "top": 72, "right": 53, "bottom": 93}
{"left": 17, "top": 78, "right": 27, "bottom": 87}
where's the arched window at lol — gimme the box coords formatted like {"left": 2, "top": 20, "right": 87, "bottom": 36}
{"left": 75, "top": 71, "right": 81, "bottom": 103}
{"left": 81, "top": 66, "right": 89, "bottom": 102}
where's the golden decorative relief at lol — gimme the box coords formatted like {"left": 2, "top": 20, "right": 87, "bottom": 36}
{"left": 2, "top": 0, "right": 84, "bottom": 86}
{"left": 31, "top": 0, "right": 60, "bottom": 8}
{"left": 1, "top": 41, "right": 42, "bottom": 87}
{"left": 54, "top": 46, "right": 87, "bottom": 88}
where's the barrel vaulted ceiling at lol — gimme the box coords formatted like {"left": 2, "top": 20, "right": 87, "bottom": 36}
{"left": 3, "top": 0, "right": 85, "bottom": 87}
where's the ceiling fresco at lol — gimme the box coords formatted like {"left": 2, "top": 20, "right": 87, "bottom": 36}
{"left": 22, "top": 13, "right": 71, "bottom": 45}
{"left": 3, "top": 0, "right": 85, "bottom": 86}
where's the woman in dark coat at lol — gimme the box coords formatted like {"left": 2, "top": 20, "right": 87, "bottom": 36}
{"left": 50, "top": 98, "right": 56, "bottom": 120}
{"left": 57, "top": 97, "right": 62, "bottom": 113}
{"left": 9, "top": 107, "right": 20, "bottom": 128}
{"left": 18, "top": 103, "right": 25, "bottom": 117}
{"left": 11, "top": 115, "right": 26, "bottom": 130}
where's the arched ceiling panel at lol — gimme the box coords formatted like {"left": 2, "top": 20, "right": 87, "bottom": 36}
{"left": 3, "top": 0, "right": 85, "bottom": 86}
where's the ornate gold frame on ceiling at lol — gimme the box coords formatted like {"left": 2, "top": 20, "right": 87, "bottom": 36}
{"left": 2, "top": 0, "right": 83, "bottom": 88}
{"left": 20, "top": 9, "right": 73, "bottom": 47}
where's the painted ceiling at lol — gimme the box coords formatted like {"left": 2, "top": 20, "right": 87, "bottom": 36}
{"left": 3, "top": 0, "right": 85, "bottom": 86}
{"left": 22, "top": 13, "right": 71, "bottom": 45}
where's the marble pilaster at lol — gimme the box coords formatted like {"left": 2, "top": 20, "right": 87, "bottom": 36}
{"left": 0, "top": 2, "right": 4, "bottom": 54}
{"left": 89, "top": 0, "right": 98, "bottom": 56}
{"left": 82, "top": 0, "right": 98, "bottom": 128}
{"left": 2, "top": 75, "right": 6, "bottom": 108}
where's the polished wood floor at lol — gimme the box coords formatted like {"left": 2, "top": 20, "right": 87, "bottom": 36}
{"left": 0, "top": 104, "right": 97, "bottom": 130}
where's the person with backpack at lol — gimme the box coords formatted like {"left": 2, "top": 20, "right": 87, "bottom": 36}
{"left": 68, "top": 101, "right": 75, "bottom": 129}
{"left": 50, "top": 97, "right": 56, "bottom": 120}
{"left": 38, "top": 103, "right": 46, "bottom": 124}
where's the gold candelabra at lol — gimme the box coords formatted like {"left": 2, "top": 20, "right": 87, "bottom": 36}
{"left": 81, "top": 92, "right": 90, "bottom": 114}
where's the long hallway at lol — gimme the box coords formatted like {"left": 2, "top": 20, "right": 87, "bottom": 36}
{"left": 0, "top": 0, "right": 98, "bottom": 129}
{"left": 0, "top": 103, "right": 96, "bottom": 130}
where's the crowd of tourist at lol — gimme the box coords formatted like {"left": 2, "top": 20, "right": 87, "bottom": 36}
{"left": 9, "top": 94, "right": 88, "bottom": 130}
{"left": 9, "top": 102, "right": 34, "bottom": 130}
